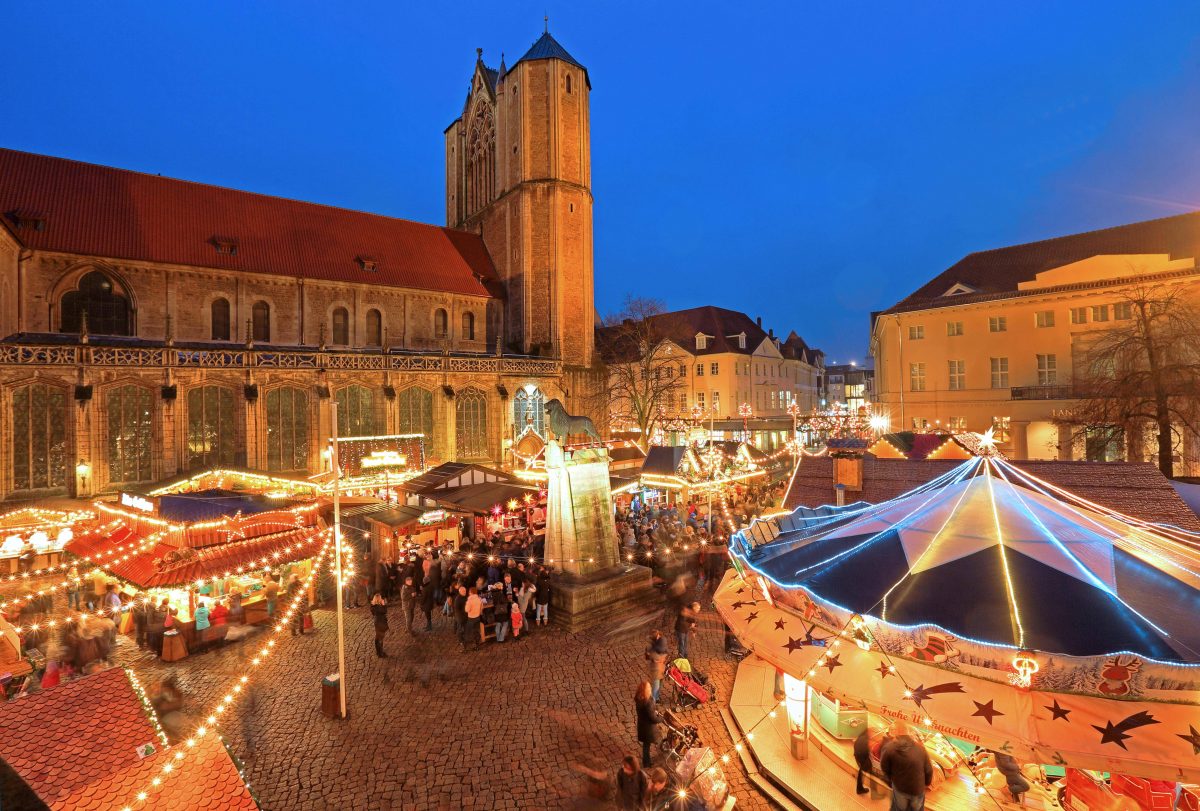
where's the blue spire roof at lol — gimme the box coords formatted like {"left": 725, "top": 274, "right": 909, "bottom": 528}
{"left": 514, "top": 32, "right": 590, "bottom": 86}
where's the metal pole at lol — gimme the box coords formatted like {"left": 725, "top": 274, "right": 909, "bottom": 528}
{"left": 330, "top": 401, "right": 348, "bottom": 719}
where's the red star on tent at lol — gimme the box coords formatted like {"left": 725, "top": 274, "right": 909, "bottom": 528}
{"left": 971, "top": 700, "right": 1004, "bottom": 725}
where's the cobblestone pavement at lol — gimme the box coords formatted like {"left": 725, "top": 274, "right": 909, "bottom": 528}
{"left": 98, "top": 589, "right": 776, "bottom": 811}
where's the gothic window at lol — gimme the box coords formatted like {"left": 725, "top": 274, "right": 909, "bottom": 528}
{"left": 434, "top": 309, "right": 449, "bottom": 340}
{"left": 462, "top": 311, "right": 475, "bottom": 341}
{"left": 60, "top": 271, "right": 131, "bottom": 336}
{"left": 397, "top": 386, "right": 433, "bottom": 439}
{"left": 513, "top": 387, "right": 545, "bottom": 436}
{"left": 10, "top": 383, "right": 68, "bottom": 492}
{"left": 252, "top": 301, "right": 270, "bottom": 342}
{"left": 336, "top": 385, "right": 381, "bottom": 437}
{"left": 106, "top": 385, "right": 154, "bottom": 484}
{"left": 365, "top": 309, "right": 382, "bottom": 347}
{"left": 186, "top": 385, "right": 237, "bottom": 470}
{"left": 266, "top": 387, "right": 309, "bottom": 472}
{"left": 455, "top": 388, "right": 489, "bottom": 459}
{"left": 211, "top": 298, "right": 231, "bottom": 341}
{"left": 332, "top": 307, "right": 349, "bottom": 346}
{"left": 466, "top": 106, "right": 496, "bottom": 213}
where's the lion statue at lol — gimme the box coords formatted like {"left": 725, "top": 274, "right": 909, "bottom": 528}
{"left": 544, "top": 398, "right": 601, "bottom": 443}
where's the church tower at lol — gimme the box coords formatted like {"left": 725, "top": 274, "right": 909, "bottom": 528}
{"left": 445, "top": 30, "right": 595, "bottom": 369}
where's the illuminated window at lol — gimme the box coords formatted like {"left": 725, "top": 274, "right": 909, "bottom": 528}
{"left": 398, "top": 386, "right": 434, "bottom": 438}
{"left": 946, "top": 321, "right": 963, "bottom": 337}
{"left": 11, "top": 383, "right": 68, "bottom": 492}
{"left": 948, "top": 416, "right": 967, "bottom": 432}
{"left": 697, "top": 392, "right": 705, "bottom": 410}
{"left": 1036, "top": 354, "right": 1057, "bottom": 385}
{"left": 988, "top": 317, "right": 1007, "bottom": 333}
{"left": 990, "top": 357, "right": 1009, "bottom": 389}
{"left": 336, "top": 385, "right": 382, "bottom": 437}
{"left": 909, "top": 363, "right": 926, "bottom": 392}
{"left": 455, "top": 388, "right": 489, "bottom": 458}
{"left": 1035, "top": 310, "right": 1055, "bottom": 328}
{"left": 991, "top": 416, "right": 1011, "bottom": 443}
{"left": 513, "top": 387, "right": 545, "bottom": 435}
{"left": 106, "top": 385, "right": 154, "bottom": 483}
{"left": 908, "top": 325, "right": 925, "bottom": 340}
{"left": 266, "top": 387, "right": 309, "bottom": 472}
{"left": 187, "top": 385, "right": 237, "bottom": 470}
{"left": 947, "top": 360, "right": 965, "bottom": 391}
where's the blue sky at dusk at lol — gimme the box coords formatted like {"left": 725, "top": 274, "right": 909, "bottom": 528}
{"left": 5, "top": 2, "right": 1200, "bottom": 362}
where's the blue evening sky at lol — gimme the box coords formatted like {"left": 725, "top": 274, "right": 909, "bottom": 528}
{"left": 4, "top": 3, "right": 1199, "bottom": 362}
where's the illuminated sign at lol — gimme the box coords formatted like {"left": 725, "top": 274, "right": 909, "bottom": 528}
{"left": 120, "top": 493, "right": 155, "bottom": 513}
{"left": 361, "top": 451, "right": 408, "bottom": 470}
{"left": 418, "top": 509, "right": 448, "bottom": 526}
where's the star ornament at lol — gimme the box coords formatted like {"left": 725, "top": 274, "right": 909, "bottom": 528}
{"left": 876, "top": 662, "right": 893, "bottom": 679}
{"left": 1092, "top": 711, "right": 1160, "bottom": 750}
{"left": 1045, "top": 700, "right": 1071, "bottom": 722}
{"left": 783, "top": 637, "right": 807, "bottom": 654}
{"left": 745, "top": 611, "right": 759, "bottom": 623}
{"left": 1178, "top": 725, "right": 1200, "bottom": 756}
{"left": 972, "top": 700, "right": 1004, "bottom": 725}
{"left": 821, "top": 654, "right": 842, "bottom": 673}
{"left": 773, "top": 619, "right": 786, "bottom": 631}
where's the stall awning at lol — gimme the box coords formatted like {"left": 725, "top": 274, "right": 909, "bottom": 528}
{"left": 432, "top": 482, "right": 536, "bottom": 514}
{"left": 366, "top": 506, "right": 425, "bottom": 529}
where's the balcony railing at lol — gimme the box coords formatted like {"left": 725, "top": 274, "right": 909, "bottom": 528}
{"left": 1010, "top": 384, "right": 1074, "bottom": 400}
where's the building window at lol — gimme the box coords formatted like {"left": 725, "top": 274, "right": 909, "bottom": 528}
{"left": 1113, "top": 302, "right": 1132, "bottom": 320}
{"left": 336, "top": 385, "right": 381, "bottom": 437}
{"left": 911, "top": 417, "right": 929, "bottom": 430}
{"left": 679, "top": 364, "right": 687, "bottom": 377}
{"left": 1036, "top": 354, "right": 1057, "bottom": 385}
{"left": 455, "top": 388, "right": 489, "bottom": 458}
{"left": 990, "top": 357, "right": 1009, "bottom": 389}
{"left": 947, "top": 360, "right": 965, "bottom": 391}
{"left": 988, "top": 317, "right": 1007, "bottom": 333}
{"left": 695, "top": 335, "right": 708, "bottom": 351}
{"left": 697, "top": 392, "right": 705, "bottom": 410}
{"left": 106, "top": 385, "right": 153, "bottom": 484}
{"left": 60, "top": 271, "right": 131, "bottom": 336}
{"left": 696, "top": 364, "right": 704, "bottom": 377}
{"left": 946, "top": 321, "right": 963, "bottom": 337}
{"left": 513, "top": 387, "right": 545, "bottom": 435}
{"left": 10, "top": 383, "right": 68, "bottom": 492}
{"left": 908, "top": 325, "right": 925, "bottom": 340}
{"left": 909, "top": 363, "right": 926, "bottom": 392}
{"left": 1085, "top": 426, "right": 1124, "bottom": 462}
{"left": 947, "top": 416, "right": 967, "bottom": 432}
{"left": 1070, "top": 307, "right": 1088, "bottom": 325}
{"left": 712, "top": 391, "right": 721, "bottom": 413}
{"left": 332, "top": 307, "right": 349, "bottom": 346}
{"left": 1091, "top": 305, "right": 1109, "bottom": 323}
{"left": 398, "top": 386, "right": 434, "bottom": 439}
{"left": 265, "top": 387, "right": 309, "bottom": 472}
{"left": 252, "top": 301, "right": 270, "bottom": 342}
{"left": 710, "top": 362, "right": 719, "bottom": 376}
{"left": 365, "top": 309, "right": 382, "bottom": 347}
{"left": 991, "top": 416, "right": 1011, "bottom": 443}
{"left": 462, "top": 311, "right": 475, "bottom": 341}
{"left": 1035, "top": 310, "right": 1055, "bottom": 328}
{"left": 211, "top": 298, "right": 231, "bottom": 341}
{"left": 566, "top": 73, "right": 572, "bottom": 94}
{"left": 434, "top": 309, "right": 449, "bottom": 339}
{"left": 186, "top": 385, "right": 237, "bottom": 470}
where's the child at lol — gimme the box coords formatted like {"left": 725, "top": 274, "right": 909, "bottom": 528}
{"left": 510, "top": 597, "right": 524, "bottom": 640}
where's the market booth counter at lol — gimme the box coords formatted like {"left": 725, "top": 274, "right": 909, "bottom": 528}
{"left": 0, "top": 507, "right": 85, "bottom": 575}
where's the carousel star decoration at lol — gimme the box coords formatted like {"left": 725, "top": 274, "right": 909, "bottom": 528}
{"left": 876, "top": 662, "right": 893, "bottom": 679}
{"left": 1046, "top": 700, "right": 1071, "bottom": 722}
{"left": 773, "top": 618, "right": 787, "bottom": 631}
{"left": 1176, "top": 725, "right": 1200, "bottom": 756}
{"left": 972, "top": 700, "right": 1004, "bottom": 725}
{"left": 731, "top": 600, "right": 757, "bottom": 610}
{"left": 783, "top": 637, "right": 808, "bottom": 653}
{"left": 821, "top": 654, "right": 842, "bottom": 673}
{"left": 745, "top": 612, "right": 759, "bottom": 623}
{"left": 905, "top": 682, "right": 965, "bottom": 705}
{"left": 1092, "top": 711, "right": 1160, "bottom": 750}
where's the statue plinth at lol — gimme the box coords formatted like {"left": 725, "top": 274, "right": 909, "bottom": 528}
{"left": 544, "top": 440, "right": 655, "bottom": 631}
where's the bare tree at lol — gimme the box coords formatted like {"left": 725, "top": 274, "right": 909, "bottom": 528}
{"left": 594, "top": 296, "right": 686, "bottom": 451}
{"left": 1064, "top": 281, "right": 1200, "bottom": 478}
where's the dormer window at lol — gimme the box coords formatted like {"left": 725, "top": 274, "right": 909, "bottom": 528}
{"left": 942, "top": 282, "right": 978, "bottom": 296}
{"left": 695, "top": 333, "right": 709, "bottom": 351}
{"left": 356, "top": 256, "right": 378, "bottom": 273}
{"left": 211, "top": 236, "right": 238, "bottom": 255}
{"left": 6, "top": 209, "right": 47, "bottom": 231}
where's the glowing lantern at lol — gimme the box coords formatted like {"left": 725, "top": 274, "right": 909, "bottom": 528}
{"left": 1011, "top": 651, "right": 1039, "bottom": 688}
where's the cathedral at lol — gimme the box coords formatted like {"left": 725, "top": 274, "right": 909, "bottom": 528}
{"left": 0, "top": 30, "right": 598, "bottom": 501}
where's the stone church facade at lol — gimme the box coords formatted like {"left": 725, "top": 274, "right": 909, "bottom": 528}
{"left": 0, "top": 31, "right": 599, "bottom": 501}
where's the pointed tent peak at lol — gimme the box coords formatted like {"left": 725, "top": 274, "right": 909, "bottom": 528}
{"left": 514, "top": 31, "right": 590, "bottom": 86}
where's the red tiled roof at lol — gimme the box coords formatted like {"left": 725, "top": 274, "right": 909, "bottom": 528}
{"left": 597, "top": 305, "right": 775, "bottom": 361}
{"left": 783, "top": 457, "right": 1200, "bottom": 532}
{"left": 0, "top": 667, "right": 160, "bottom": 806}
{"left": 51, "top": 735, "right": 258, "bottom": 811}
{"left": 881, "top": 211, "right": 1200, "bottom": 314}
{"left": 0, "top": 148, "right": 499, "bottom": 297}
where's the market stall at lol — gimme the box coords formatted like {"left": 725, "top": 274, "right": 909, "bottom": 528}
{"left": 0, "top": 507, "right": 87, "bottom": 575}
{"left": 718, "top": 451, "right": 1200, "bottom": 809}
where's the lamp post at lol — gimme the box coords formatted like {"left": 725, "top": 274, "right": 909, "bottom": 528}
{"left": 329, "top": 402, "right": 348, "bottom": 720}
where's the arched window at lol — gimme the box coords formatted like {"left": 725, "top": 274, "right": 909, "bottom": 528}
{"left": 365, "top": 309, "right": 382, "bottom": 347}
{"left": 266, "top": 387, "right": 309, "bottom": 472}
{"left": 210, "top": 298, "right": 231, "bottom": 341}
{"left": 466, "top": 105, "right": 495, "bottom": 213}
{"left": 60, "top": 271, "right": 131, "bottom": 336}
{"left": 186, "top": 385, "right": 237, "bottom": 470}
{"left": 461, "top": 311, "right": 475, "bottom": 341}
{"left": 513, "top": 387, "right": 545, "bottom": 436}
{"left": 10, "top": 383, "right": 68, "bottom": 492}
{"left": 106, "top": 385, "right": 154, "bottom": 483}
{"left": 455, "top": 388, "right": 489, "bottom": 459}
{"left": 434, "top": 308, "right": 449, "bottom": 340}
{"left": 332, "top": 307, "right": 349, "bottom": 346}
{"left": 397, "top": 386, "right": 433, "bottom": 439}
{"left": 335, "top": 385, "right": 381, "bottom": 437}
{"left": 251, "top": 301, "right": 270, "bottom": 342}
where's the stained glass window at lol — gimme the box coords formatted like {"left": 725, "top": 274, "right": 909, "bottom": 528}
{"left": 456, "top": 388, "right": 488, "bottom": 458}
{"left": 187, "top": 385, "right": 237, "bottom": 469}
{"left": 106, "top": 385, "right": 154, "bottom": 483}
{"left": 513, "top": 387, "right": 545, "bottom": 436}
{"left": 336, "top": 385, "right": 381, "bottom": 437}
{"left": 11, "top": 384, "right": 68, "bottom": 491}
{"left": 266, "top": 387, "right": 309, "bottom": 472}
{"left": 397, "top": 386, "right": 433, "bottom": 439}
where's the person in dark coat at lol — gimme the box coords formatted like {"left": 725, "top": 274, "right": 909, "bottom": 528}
{"left": 534, "top": 567, "right": 552, "bottom": 627}
{"left": 615, "top": 756, "right": 648, "bottom": 810}
{"left": 634, "top": 681, "right": 662, "bottom": 768}
{"left": 854, "top": 727, "right": 887, "bottom": 794}
{"left": 401, "top": 576, "right": 419, "bottom": 636}
{"left": 370, "top": 593, "right": 389, "bottom": 657}
{"left": 880, "top": 721, "right": 933, "bottom": 810}
{"left": 419, "top": 572, "right": 436, "bottom": 632}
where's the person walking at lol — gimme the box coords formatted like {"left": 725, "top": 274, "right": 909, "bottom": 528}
{"left": 453, "top": 585, "right": 469, "bottom": 649}
{"left": 675, "top": 602, "right": 699, "bottom": 661}
{"left": 465, "top": 586, "right": 483, "bottom": 650}
{"left": 402, "top": 576, "right": 419, "bottom": 636}
{"left": 370, "top": 592, "right": 389, "bottom": 657}
{"left": 616, "top": 756, "right": 648, "bottom": 810}
{"left": 419, "top": 572, "right": 436, "bottom": 632}
{"left": 634, "top": 681, "right": 662, "bottom": 768}
{"left": 645, "top": 632, "right": 669, "bottom": 703}
{"left": 880, "top": 721, "right": 933, "bottom": 811}
{"left": 534, "top": 566, "right": 551, "bottom": 627}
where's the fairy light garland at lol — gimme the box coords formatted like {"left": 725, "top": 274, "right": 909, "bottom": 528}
{"left": 0, "top": 518, "right": 126, "bottom": 585}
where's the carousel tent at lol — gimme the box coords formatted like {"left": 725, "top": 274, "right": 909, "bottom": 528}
{"left": 750, "top": 457, "right": 1200, "bottom": 661}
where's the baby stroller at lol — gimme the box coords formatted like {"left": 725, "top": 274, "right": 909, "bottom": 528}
{"left": 666, "top": 658, "right": 714, "bottom": 710}
{"left": 658, "top": 708, "right": 701, "bottom": 764}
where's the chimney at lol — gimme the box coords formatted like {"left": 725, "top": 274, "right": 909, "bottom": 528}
{"left": 756, "top": 316, "right": 762, "bottom": 328}
{"left": 768, "top": 328, "right": 775, "bottom": 339}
